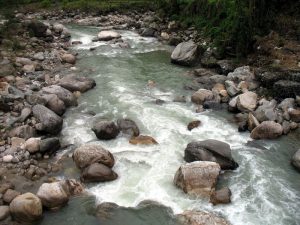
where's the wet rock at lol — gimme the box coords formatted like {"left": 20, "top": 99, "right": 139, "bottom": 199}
{"left": 37, "top": 182, "right": 69, "bottom": 209}
{"left": 248, "top": 113, "right": 260, "bottom": 131}
{"left": 61, "top": 53, "right": 76, "bottom": 64}
{"left": 191, "top": 89, "right": 214, "bottom": 105}
{"left": 174, "top": 161, "right": 220, "bottom": 197}
{"left": 282, "top": 121, "right": 291, "bottom": 134}
{"left": 41, "top": 85, "right": 77, "bottom": 107}
{"left": 73, "top": 144, "right": 115, "bottom": 169}
{"left": 3, "top": 189, "right": 20, "bottom": 204}
{"left": 289, "top": 109, "right": 300, "bottom": 122}
{"left": 117, "top": 118, "right": 140, "bottom": 137}
{"left": 72, "top": 41, "right": 83, "bottom": 45}
{"left": 254, "top": 99, "right": 277, "bottom": 122}
{"left": 171, "top": 41, "right": 199, "bottom": 66}
{"left": 173, "top": 95, "right": 186, "bottom": 103}
{"left": 92, "top": 121, "right": 120, "bottom": 140}
{"left": 184, "top": 139, "right": 238, "bottom": 170}
{"left": 203, "top": 101, "right": 224, "bottom": 110}
{"left": 43, "top": 94, "right": 66, "bottom": 116}
{"left": 238, "top": 121, "right": 248, "bottom": 132}
{"left": 97, "top": 30, "right": 121, "bottom": 41}
{"left": 9, "top": 193, "right": 42, "bottom": 223}
{"left": 129, "top": 135, "right": 158, "bottom": 145}
{"left": 39, "top": 138, "right": 60, "bottom": 154}
{"left": 24, "top": 138, "right": 40, "bottom": 153}
{"left": 187, "top": 120, "right": 201, "bottom": 131}
{"left": 32, "top": 104, "right": 63, "bottom": 135}
{"left": 210, "top": 187, "right": 232, "bottom": 205}
{"left": 27, "top": 20, "right": 48, "bottom": 37}
{"left": 141, "top": 28, "right": 156, "bottom": 37}
{"left": 81, "top": 163, "right": 118, "bottom": 183}
{"left": 227, "top": 66, "right": 254, "bottom": 82}
{"left": 58, "top": 74, "right": 96, "bottom": 92}
{"left": 178, "top": 210, "right": 230, "bottom": 225}
{"left": 0, "top": 205, "right": 10, "bottom": 221}
{"left": 9, "top": 125, "right": 36, "bottom": 140}
{"left": 250, "top": 121, "right": 283, "bottom": 139}
{"left": 236, "top": 91, "right": 257, "bottom": 112}
{"left": 292, "top": 149, "right": 300, "bottom": 171}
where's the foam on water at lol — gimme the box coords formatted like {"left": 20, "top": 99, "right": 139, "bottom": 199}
{"left": 59, "top": 25, "right": 300, "bottom": 225}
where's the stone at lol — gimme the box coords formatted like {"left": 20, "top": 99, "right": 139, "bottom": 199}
{"left": 236, "top": 91, "right": 257, "bottom": 112}
{"left": 92, "top": 121, "right": 120, "bottom": 140}
{"left": 254, "top": 99, "right": 277, "bottom": 122}
{"left": 187, "top": 120, "right": 201, "bottom": 131}
{"left": 278, "top": 98, "right": 295, "bottom": 111}
{"left": 33, "top": 104, "right": 63, "bottom": 135}
{"left": 273, "top": 80, "right": 300, "bottom": 98}
{"left": 24, "top": 138, "right": 40, "bottom": 153}
{"left": 282, "top": 121, "right": 291, "bottom": 135}
{"left": 73, "top": 144, "right": 115, "bottom": 169}
{"left": 174, "top": 161, "right": 220, "bottom": 197}
{"left": 0, "top": 206, "right": 10, "bottom": 221}
{"left": 292, "top": 149, "right": 300, "bottom": 171}
{"left": 225, "top": 80, "right": 240, "bottom": 97}
{"left": 97, "top": 30, "right": 121, "bottom": 41}
{"left": 129, "top": 135, "right": 158, "bottom": 145}
{"left": 184, "top": 139, "right": 238, "bottom": 170}
{"left": 22, "top": 64, "right": 36, "bottom": 73}
{"left": 210, "top": 187, "right": 232, "bottom": 205}
{"left": 250, "top": 121, "right": 283, "bottom": 139}
{"left": 36, "top": 182, "right": 69, "bottom": 209}
{"left": 43, "top": 94, "right": 66, "bottom": 116}
{"left": 3, "top": 155, "right": 13, "bottom": 163}
{"left": 11, "top": 137, "right": 25, "bottom": 148}
{"left": 117, "top": 118, "right": 140, "bottom": 137}
{"left": 191, "top": 89, "right": 214, "bottom": 105}
{"left": 9, "top": 193, "right": 42, "bottom": 223}
{"left": 141, "top": 28, "right": 156, "bottom": 37}
{"left": 58, "top": 74, "right": 96, "bottom": 92}
{"left": 27, "top": 20, "right": 48, "bottom": 37}
{"left": 81, "top": 163, "right": 118, "bottom": 183}
{"left": 3, "top": 189, "right": 20, "bottom": 204}
{"left": 61, "top": 53, "right": 76, "bottom": 64}
{"left": 39, "top": 138, "right": 60, "bottom": 153}
{"left": 248, "top": 113, "right": 260, "bottom": 131}
{"left": 228, "top": 96, "right": 238, "bottom": 111}
{"left": 171, "top": 41, "right": 199, "bottom": 66}
{"left": 41, "top": 85, "right": 77, "bottom": 107}
{"left": 16, "top": 57, "right": 33, "bottom": 66}
{"left": 227, "top": 66, "right": 254, "bottom": 82}
{"left": 19, "top": 107, "right": 32, "bottom": 122}
{"left": 178, "top": 210, "right": 230, "bottom": 225}
{"left": 33, "top": 52, "right": 44, "bottom": 61}
{"left": 9, "top": 125, "right": 36, "bottom": 140}
{"left": 289, "top": 109, "right": 300, "bottom": 122}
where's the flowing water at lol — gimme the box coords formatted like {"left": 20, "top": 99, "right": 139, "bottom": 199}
{"left": 41, "top": 25, "right": 300, "bottom": 225}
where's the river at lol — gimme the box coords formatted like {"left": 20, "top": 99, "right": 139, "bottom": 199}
{"left": 40, "top": 24, "right": 300, "bottom": 225}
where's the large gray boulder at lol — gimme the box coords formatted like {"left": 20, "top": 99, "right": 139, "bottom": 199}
{"left": 171, "top": 41, "right": 199, "bottom": 66}
{"left": 32, "top": 104, "right": 63, "bottom": 134}
{"left": 41, "top": 85, "right": 77, "bottom": 107}
{"left": 292, "top": 149, "right": 300, "bottom": 171}
{"left": 73, "top": 144, "right": 115, "bottom": 169}
{"left": 174, "top": 161, "right": 220, "bottom": 197}
{"left": 191, "top": 89, "right": 214, "bottom": 105}
{"left": 92, "top": 121, "right": 120, "bottom": 140}
{"left": 250, "top": 121, "right": 283, "bottom": 139}
{"left": 43, "top": 94, "right": 66, "bottom": 116}
{"left": 178, "top": 210, "right": 230, "bottom": 225}
{"left": 81, "top": 163, "right": 118, "bottom": 183}
{"left": 184, "top": 139, "right": 238, "bottom": 170}
{"left": 9, "top": 193, "right": 43, "bottom": 223}
{"left": 58, "top": 74, "right": 96, "bottom": 92}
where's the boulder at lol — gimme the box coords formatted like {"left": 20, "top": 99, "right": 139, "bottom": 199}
{"left": 58, "top": 74, "right": 96, "bottom": 92}
{"left": 81, "top": 163, "right": 118, "bottom": 183}
{"left": 3, "top": 155, "right": 13, "bottom": 163}
{"left": 61, "top": 53, "right": 76, "bottom": 64}
{"left": 141, "top": 28, "right": 156, "bottom": 37}
{"left": 129, "top": 135, "right": 158, "bottom": 145}
{"left": 33, "top": 52, "right": 44, "bottom": 61}
{"left": 36, "top": 182, "right": 69, "bottom": 209}
{"left": 97, "top": 30, "right": 121, "bottom": 41}
{"left": 22, "top": 64, "right": 36, "bottom": 73}
{"left": 227, "top": 66, "right": 254, "bottom": 82}
{"left": 117, "top": 118, "right": 140, "bottom": 137}
{"left": 187, "top": 120, "right": 201, "bottom": 131}
{"left": 41, "top": 85, "right": 77, "bottom": 107}
{"left": 9, "top": 193, "right": 42, "bottom": 223}
{"left": 43, "top": 94, "right": 66, "bottom": 116}
{"left": 0, "top": 206, "right": 10, "bottom": 221}
{"left": 174, "top": 161, "right": 220, "bottom": 197}
{"left": 248, "top": 113, "right": 259, "bottom": 131}
{"left": 236, "top": 91, "right": 257, "bottom": 112}
{"left": 225, "top": 80, "right": 240, "bottom": 97}
{"left": 32, "top": 104, "right": 63, "bottom": 135}
{"left": 254, "top": 100, "right": 277, "bottom": 122}
{"left": 19, "top": 107, "right": 32, "bottom": 122}
{"left": 292, "top": 149, "right": 300, "bottom": 171}
{"left": 250, "top": 121, "right": 283, "bottom": 139}
{"left": 184, "top": 139, "right": 238, "bottom": 170}
{"left": 228, "top": 96, "right": 238, "bottom": 112}
{"left": 27, "top": 20, "right": 48, "bottom": 37}
{"left": 278, "top": 98, "right": 295, "bottom": 111}
{"left": 73, "top": 144, "right": 115, "bottom": 169}
{"left": 24, "top": 138, "right": 40, "bottom": 153}
{"left": 3, "top": 189, "right": 20, "bottom": 204}
{"left": 289, "top": 109, "right": 300, "bottom": 122}
{"left": 39, "top": 138, "right": 60, "bottom": 153}
{"left": 191, "top": 89, "right": 214, "bottom": 105}
{"left": 9, "top": 125, "right": 36, "bottom": 140}
{"left": 210, "top": 187, "right": 232, "bottom": 205}
{"left": 92, "top": 121, "right": 120, "bottom": 140}
{"left": 171, "top": 41, "right": 199, "bottom": 66}
{"left": 16, "top": 57, "right": 33, "bottom": 65}
{"left": 178, "top": 211, "right": 230, "bottom": 225}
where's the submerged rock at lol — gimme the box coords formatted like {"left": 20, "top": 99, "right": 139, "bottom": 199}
{"left": 184, "top": 139, "right": 238, "bottom": 170}
{"left": 174, "top": 161, "right": 220, "bottom": 197}
{"left": 73, "top": 144, "right": 115, "bottom": 169}
{"left": 250, "top": 121, "right": 283, "bottom": 139}
{"left": 129, "top": 135, "right": 158, "bottom": 145}
{"left": 92, "top": 121, "right": 120, "bottom": 140}
{"left": 117, "top": 118, "right": 140, "bottom": 137}
{"left": 171, "top": 41, "right": 199, "bottom": 66}
{"left": 178, "top": 210, "right": 230, "bottom": 225}
{"left": 81, "top": 163, "right": 118, "bottom": 183}
{"left": 187, "top": 120, "right": 201, "bottom": 131}
{"left": 9, "top": 193, "right": 42, "bottom": 223}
